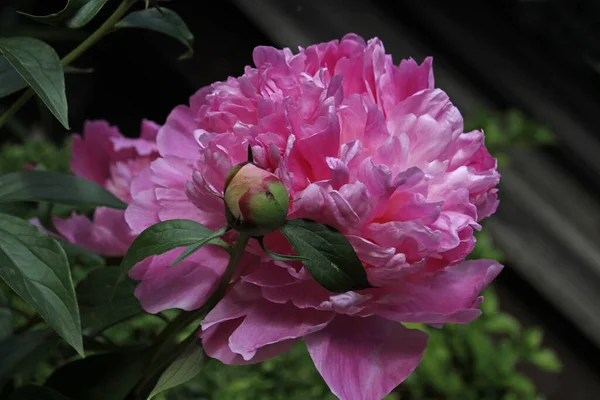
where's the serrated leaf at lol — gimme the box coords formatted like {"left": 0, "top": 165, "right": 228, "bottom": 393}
{"left": 279, "top": 219, "right": 370, "bottom": 292}
{"left": 115, "top": 7, "right": 194, "bottom": 59}
{"left": 120, "top": 219, "right": 225, "bottom": 275}
{"left": 170, "top": 227, "right": 229, "bottom": 266}
{"left": 0, "top": 171, "right": 126, "bottom": 209}
{"left": 0, "top": 214, "right": 83, "bottom": 356}
{"left": 7, "top": 385, "right": 73, "bottom": 400}
{"left": 148, "top": 338, "right": 205, "bottom": 399}
{"left": 0, "top": 37, "right": 69, "bottom": 129}
{"left": 18, "top": 0, "right": 108, "bottom": 29}
{"left": 529, "top": 349, "right": 562, "bottom": 372}
{"left": 77, "top": 268, "right": 141, "bottom": 335}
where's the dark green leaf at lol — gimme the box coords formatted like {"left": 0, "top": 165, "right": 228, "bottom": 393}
{"left": 0, "top": 214, "right": 83, "bottom": 356}
{"left": 0, "top": 56, "right": 27, "bottom": 98}
{"left": 170, "top": 227, "right": 229, "bottom": 266}
{"left": 77, "top": 268, "right": 141, "bottom": 335}
{"left": 115, "top": 7, "right": 194, "bottom": 59}
{"left": 0, "top": 171, "right": 126, "bottom": 209}
{"left": 65, "top": 0, "right": 110, "bottom": 29}
{"left": 18, "top": 0, "right": 108, "bottom": 29}
{"left": 148, "top": 338, "right": 205, "bottom": 399}
{"left": 0, "top": 330, "right": 49, "bottom": 382}
{"left": 279, "top": 219, "right": 370, "bottom": 292}
{"left": 8, "top": 385, "right": 72, "bottom": 400}
{"left": 59, "top": 240, "right": 105, "bottom": 268}
{"left": 258, "top": 237, "right": 306, "bottom": 262}
{"left": 45, "top": 349, "right": 150, "bottom": 400}
{"left": 0, "top": 292, "right": 11, "bottom": 341}
{"left": 0, "top": 37, "right": 69, "bottom": 129}
{"left": 120, "top": 219, "right": 225, "bottom": 275}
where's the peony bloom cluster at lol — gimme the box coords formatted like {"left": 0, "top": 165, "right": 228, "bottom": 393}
{"left": 54, "top": 119, "right": 160, "bottom": 256}
{"left": 63, "top": 34, "right": 502, "bottom": 400}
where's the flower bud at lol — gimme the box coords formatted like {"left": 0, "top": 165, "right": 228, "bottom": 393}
{"left": 223, "top": 162, "right": 290, "bottom": 236}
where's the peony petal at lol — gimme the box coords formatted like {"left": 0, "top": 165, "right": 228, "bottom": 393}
{"left": 131, "top": 246, "right": 229, "bottom": 314}
{"left": 70, "top": 120, "right": 121, "bottom": 184}
{"left": 228, "top": 300, "right": 334, "bottom": 360}
{"left": 201, "top": 319, "right": 299, "bottom": 365}
{"left": 376, "top": 259, "right": 503, "bottom": 324}
{"left": 305, "top": 315, "right": 428, "bottom": 400}
{"left": 54, "top": 208, "right": 131, "bottom": 257}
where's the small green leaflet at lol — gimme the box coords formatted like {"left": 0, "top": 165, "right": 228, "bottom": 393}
{"left": 170, "top": 227, "right": 229, "bottom": 266}
{"left": 148, "top": 338, "right": 205, "bottom": 399}
{"left": 120, "top": 219, "right": 228, "bottom": 275}
{"left": 279, "top": 219, "right": 371, "bottom": 293}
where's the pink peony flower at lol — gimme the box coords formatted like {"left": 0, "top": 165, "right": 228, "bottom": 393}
{"left": 55, "top": 119, "right": 160, "bottom": 256}
{"left": 126, "top": 34, "right": 502, "bottom": 400}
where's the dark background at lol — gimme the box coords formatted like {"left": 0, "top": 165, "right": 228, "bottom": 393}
{"left": 1, "top": 0, "right": 600, "bottom": 398}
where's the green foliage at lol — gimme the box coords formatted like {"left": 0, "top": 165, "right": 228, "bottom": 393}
{"left": 465, "top": 108, "right": 556, "bottom": 168}
{"left": 279, "top": 219, "right": 371, "bottom": 293}
{"left": 0, "top": 137, "right": 70, "bottom": 174}
{"left": 0, "top": 37, "right": 69, "bottom": 129}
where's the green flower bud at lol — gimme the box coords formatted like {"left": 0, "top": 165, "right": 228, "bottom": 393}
{"left": 223, "top": 162, "right": 290, "bottom": 236}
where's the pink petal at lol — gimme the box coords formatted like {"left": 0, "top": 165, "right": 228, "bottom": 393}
{"left": 376, "top": 259, "right": 503, "bottom": 324}
{"left": 201, "top": 318, "right": 299, "bottom": 365}
{"left": 70, "top": 120, "right": 121, "bottom": 184}
{"left": 157, "top": 105, "right": 199, "bottom": 159}
{"left": 54, "top": 208, "right": 132, "bottom": 257}
{"left": 305, "top": 315, "right": 428, "bottom": 400}
{"left": 131, "top": 246, "right": 229, "bottom": 314}
{"left": 228, "top": 300, "right": 334, "bottom": 360}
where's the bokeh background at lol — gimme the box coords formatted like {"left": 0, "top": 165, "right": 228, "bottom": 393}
{"left": 1, "top": 1, "right": 600, "bottom": 399}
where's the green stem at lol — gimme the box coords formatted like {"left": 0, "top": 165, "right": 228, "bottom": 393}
{"left": 134, "top": 232, "right": 251, "bottom": 396}
{"left": 0, "top": 0, "right": 137, "bottom": 130}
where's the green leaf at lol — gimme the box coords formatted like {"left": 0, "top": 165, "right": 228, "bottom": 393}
{"left": 0, "top": 56, "right": 27, "bottom": 98}
{"left": 77, "top": 268, "right": 141, "bottom": 335}
{"left": 45, "top": 349, "right": 150, "bottom": 400}
{"left": 523, "top": 328, "right": 543, "bottom": 350}
{"left": 115, "top": 7, "right": 194, "bottom": 59}
{"left": 59, "top": 240, "right": 105, "bottom": 268}
{"left": 279, "top": 219, "right": 371, "bottom": 292}
{"left": 483, "top": 314, "right": 520, "bottom": 337}
{"left": 258, "top": 237, "right": 307, "bottom": 262}
{"left": 504, "top": 373, "right": 536, "bottom": 395}
{"left": 170, "top": 227, "right": 229, "bottom": 266}
{"left": 148, "top": 338, "right": 205, "bottom": 399}
{"left": 0, "top": 292, "right": 11, "bottom": 341}
{"left": 0, "top": 330, "right": 50, "bottom": 382}
{"left": 18, "top": 0, "right": 108, "bottom": 29}
{"left": 529, "top": 349, "right": 562, "bottom": 372}
{"left": 0, "top": 171, "right": 126, "bottom": 209}
{"left": 0, "top": 37, "right": 69, "bottom": 129}
{"left": 7, "top": 385, "right": 72, "bottom": 400}
{"left": 120, "top": 219, "right": 226, "bottom": 275}
{"left": 0, "top": 214, "right": 83, "bottom": 356}
{"left": 65, "top": 0, "right": 110, "bottom": 29}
